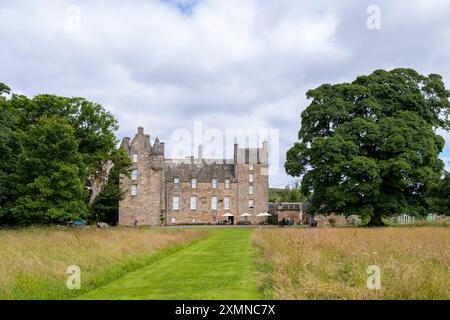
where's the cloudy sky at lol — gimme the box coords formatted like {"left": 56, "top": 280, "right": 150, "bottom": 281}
{"left": 1, "top": 0, "right": 450, "bottom": 187}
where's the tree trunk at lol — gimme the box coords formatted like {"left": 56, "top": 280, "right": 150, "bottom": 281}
{"left": 367, "top": 214, "right": 385, "bottom": 227}
{"left": 88, "top": 160, "right": 114, "bottom": 205}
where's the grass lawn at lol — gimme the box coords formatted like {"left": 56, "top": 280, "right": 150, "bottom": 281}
{"left": 79, "top": 228, "right": 261, "bottom": 300}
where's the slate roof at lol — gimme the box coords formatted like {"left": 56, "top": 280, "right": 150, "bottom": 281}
{"left": 164, "top": 161, "right": 236, "bottom": 182}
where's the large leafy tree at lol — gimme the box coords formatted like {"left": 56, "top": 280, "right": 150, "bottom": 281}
{"left": 0, "top": 83, "right": 126, "bottom": 225}
{"left": 12, "top": 116, "right": 88, "bottom": 224}
{"left": 0, "top": 84, "right": 21, "bottom": 223}
{"left": 285, "top": 69, "right": 450, "bottom": 226}
{"left": 11, "top": 94, "right": 118, "bottom": 174}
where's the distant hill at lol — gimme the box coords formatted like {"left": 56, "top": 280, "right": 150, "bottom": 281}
{"left": 269, "top": 188, "right": 285, "bottom": 202}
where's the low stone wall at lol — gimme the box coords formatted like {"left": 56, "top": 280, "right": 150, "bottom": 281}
{"left": 277, "top": 211, "right": 302, "bottom": 224}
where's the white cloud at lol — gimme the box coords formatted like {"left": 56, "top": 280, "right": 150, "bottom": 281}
{"left": 1, "top": 0, "right": 450, "bottom": 187}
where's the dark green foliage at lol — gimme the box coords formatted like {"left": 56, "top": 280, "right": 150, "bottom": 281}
{"left": 0, "top": 83, "right": 125, "bottom": 226}
{"left": 267, "top": 213, "right": 278, "bottom": 225}
{"left": 11, "top": 94, "right": 118, "bottom": 175}
{"left": 12, "top": 116, "right": 88, "bottom": 224}
{"left": 285, "top": 69, "right": 450, "bottom": 226}
{"left": 426, "top": 172, "right": 450, "bottom": 215}
{"left": 0, "top": 84, "right": 20, "bottom": 223}
{"left": 0, "top": 83, "right": 11, "bottom": 95}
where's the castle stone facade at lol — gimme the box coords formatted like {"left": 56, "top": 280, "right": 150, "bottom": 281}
{"left": 119, "top": 127, "right": 269, "bottom": 226}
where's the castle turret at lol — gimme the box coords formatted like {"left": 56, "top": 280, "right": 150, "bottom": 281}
{"left": 120, "top": 136, "right": 131, "bottom": 151}
{"left": 151, "top": 137, "right": 165, "bottom": 171}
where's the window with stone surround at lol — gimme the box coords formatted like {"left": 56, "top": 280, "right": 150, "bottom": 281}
{"left": 173, "top": 196, "right": 180, "bottom": 210}
{"left": 249, "top": 164, "right": 254, "bottom": 171}
{"left": 224, "top": 196, "right": 231, "bottom": 210}
{"left": 211, "top": 196, "right": 218, "bottom": 210}
{"left": 249, "top": 185, "right": 254, "bottom": 195}
{"left": 131, "top": 169, "right": 138, "bottom": 181}
{"left": 212, "top": 178, "right": 218, "bottom": 189}
{"left": 174, "top": 177, "right": 180, "bottom": 188}
{"left": 131, "top": 185, "right": 137, "bottom": 196}
{"left": 190, "top": 196, "right": 197, "bottom": 210}
{"left": 191, "top": 178, "right": 197, "bottom": 189}
{"left": 132, "top": 153, "right": 138, "bottom": 163}
{"left": 249, "top": 174, "right": 254, "bottom": 183}
{"left": 225, "top": 178, "right": 230, "bottom": 189}
{"left": 248, "top": 199, "right": 254, "bottom": 209}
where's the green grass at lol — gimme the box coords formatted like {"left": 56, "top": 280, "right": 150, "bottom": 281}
{"left": 0, "top": 227, "right": 206, "bottom": 300}
{"left": 79, "top": 228, "right": 262, "bottom": 300}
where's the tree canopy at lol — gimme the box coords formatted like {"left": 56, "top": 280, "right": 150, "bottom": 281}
{"left": 12, "top": 116, "right": 88, "bottom": 224}
{"left": 285, "top": 68, "right": 450, "bottom": 226}
{"left": 426, "top": 172, "right": 450, "bottom": 215}
{"left": 0, "top": 83, "right": 129, "bottom": 226}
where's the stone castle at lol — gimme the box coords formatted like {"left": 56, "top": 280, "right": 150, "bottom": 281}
{"left": 118, "top": 127, "right": 269, "bottom": 226}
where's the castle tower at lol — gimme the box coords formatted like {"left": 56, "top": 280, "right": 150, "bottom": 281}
{"left": 235, "top": 141, "right": 269, "bottom": 224}
{"left": 118, "top": 127, "right": 164, "bottom": 226}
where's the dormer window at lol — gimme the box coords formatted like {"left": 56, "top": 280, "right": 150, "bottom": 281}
{"left": 132, "top": 153, "right": 138, "bottom": 163}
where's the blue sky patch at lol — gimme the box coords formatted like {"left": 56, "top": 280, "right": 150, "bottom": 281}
{"left": 161, "top": 0, "right": 199, "bottom": 15}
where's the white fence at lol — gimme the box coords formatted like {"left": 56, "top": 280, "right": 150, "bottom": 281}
{"left": 396, "top": 214, "right": 415, "bottom": 224}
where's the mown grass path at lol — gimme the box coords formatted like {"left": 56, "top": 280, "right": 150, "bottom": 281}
{"left": 79, "top": 228, "right": 261, "bottom": 300}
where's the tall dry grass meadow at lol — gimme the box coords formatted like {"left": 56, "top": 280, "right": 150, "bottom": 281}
{"left": 0, "top": 227, "right": 205, "bottom": 299}
{"left": 253, "top": 226, "right": 449, "bottom": 299}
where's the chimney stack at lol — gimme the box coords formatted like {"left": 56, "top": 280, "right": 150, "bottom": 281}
{"left": 198, "top": 145, "right": 203, "bottom": 162}
{"left": 262, "top": 140, "right": 269, "bottom": 165}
